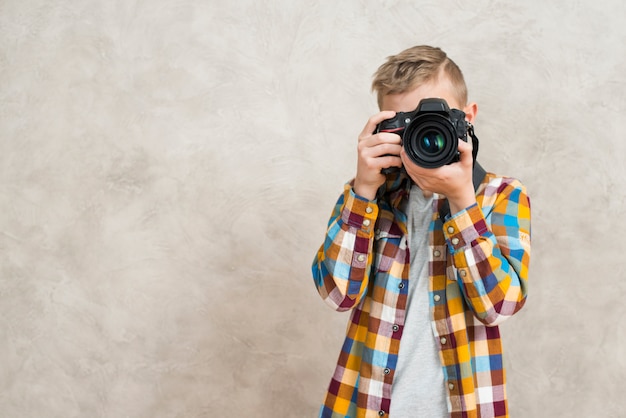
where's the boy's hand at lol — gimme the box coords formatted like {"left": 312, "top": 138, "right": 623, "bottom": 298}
{"left": 401, "top": 138, "right": 476, "bottom": 215}
{"left": 353, "top": 111, "right": 403, "bottom": 200}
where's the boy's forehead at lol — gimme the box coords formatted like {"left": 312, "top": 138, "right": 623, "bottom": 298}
{"left": 381, "top": 80, "right": 461, "bottom": 112}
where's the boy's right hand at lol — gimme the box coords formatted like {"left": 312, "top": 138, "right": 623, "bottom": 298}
{"left": 353, "top": 111, "right": 403, "bottom": 200}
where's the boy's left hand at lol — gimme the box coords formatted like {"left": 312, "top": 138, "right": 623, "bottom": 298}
{"left": 401, "top": 138, "right": 477, "bottom": 215}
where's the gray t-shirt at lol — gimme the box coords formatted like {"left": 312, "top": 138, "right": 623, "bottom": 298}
{"left": 390, "top": 185, "right": 448, "bottom": 417}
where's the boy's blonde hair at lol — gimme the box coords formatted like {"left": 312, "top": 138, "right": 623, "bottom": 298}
{"left": 372, "top": 45, "right": 468, "bottom": 108}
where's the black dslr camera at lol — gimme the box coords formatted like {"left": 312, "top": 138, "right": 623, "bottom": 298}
{"left": 377, "top": 98, "right": 471, "bottom": 169}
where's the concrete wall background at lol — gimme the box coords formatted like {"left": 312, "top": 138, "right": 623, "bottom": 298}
{"left": 1, "top": 1, "right": 625, "bottom": 417}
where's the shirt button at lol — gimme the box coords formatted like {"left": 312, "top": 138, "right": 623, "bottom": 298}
{"left": 459, "top": 269, "right": 467, "bottom": 277}
{"left": 378, "top": 411, "right": 385, "bottom": 417}
{"left": 392, "top": 324, "right": 399, "bottom": 332}
{"left": 440, "top": 337, "right": 447, "bottom": 345}
{"left": 398, "top": 282, "right": 405, "bottom": 289}
{"left": 433, "top": 250, "right": 441, "bottom": 257}
{"left": 363, "top": 219, "right": 371, "bottom": 227}
{"left": 365, "top": 206, "right": 373, "bottom": 214}
{"left": 357, "top": 254, "right": 366, "bottom": 262}
{"left": 434, "top": 294, "right": 441, "bottom": 302}
{"left": 447, "top": 226, "right": 455, "bottom": 234}
{"left": 384, "top": 368, "right": 391, "bottom": 375}
{"left": 451, "top": 237, "right": 459, "bottom": 245}
{"left": 449, "top": 382, "right": 455, "bottom": 391}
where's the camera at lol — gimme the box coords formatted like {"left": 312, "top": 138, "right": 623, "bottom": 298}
{"left": 376, "top": 98, "right": 470, "bottom": 169}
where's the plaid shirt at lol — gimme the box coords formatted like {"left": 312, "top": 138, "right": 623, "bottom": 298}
{"left": 312, "top": 170, "right": 531, "bottom": 418}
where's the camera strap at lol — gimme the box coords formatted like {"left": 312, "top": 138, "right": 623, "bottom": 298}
{"left": 438, "top": 124, "right": 487, "bottom": 222}
{"left": 468, "top": 124, "right": 486, "bottom": 190}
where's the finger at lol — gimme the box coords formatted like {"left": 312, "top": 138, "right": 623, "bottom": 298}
{"left": 360, "top": 111, "right": 397, "bottom": 138}
{"left": 360, "top": 152, "right": 402, "bottom": 173}
{"left": 457, "top": 137, "right": 472, "bottom": 153}
{"left": 375, "top": 131, "right": 403, "bottom": 145}
{"left": 378, "top": 155, "right": 403, "bottom": 170}
{"left": 371, "top": 143, "right": 402, "bottom": 158}
{"left": 358, "top": 132, "right": 402, "bottom": 155}
{"left": 457, "top": 139, "right": 473, "bottom": 164}
{"left": 360, "top": 142, "right": 402, "bottom": 162}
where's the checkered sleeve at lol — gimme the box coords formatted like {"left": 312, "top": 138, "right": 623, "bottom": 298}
{"left": 312, "top": 183, "right": 379, "bottom": 312}
{"left": 443, "top": 176, "right": 531, "bottom": 325}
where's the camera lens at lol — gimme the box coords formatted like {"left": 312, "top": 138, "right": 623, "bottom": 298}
{"left": 403, "top": 116, "right": 458, "bottom": 168}
{"left": 419, "top": 131, "right": 446, "bottom": 156}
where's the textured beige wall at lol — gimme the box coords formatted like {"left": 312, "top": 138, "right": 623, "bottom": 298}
{"left": 1, "top": 1, "right": 625, "bottom": 417}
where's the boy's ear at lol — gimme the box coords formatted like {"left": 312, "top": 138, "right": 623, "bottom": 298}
{"left": 463, "top": 102, "right": 478, "bottom": 124}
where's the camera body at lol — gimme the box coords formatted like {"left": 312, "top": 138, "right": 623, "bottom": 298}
{"left": 376, "top": 98, "right": 470, "bottom": 169}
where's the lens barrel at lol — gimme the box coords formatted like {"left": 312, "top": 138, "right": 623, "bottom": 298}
{"left": 403, "top": 113, "right": 459, "bottom": 168}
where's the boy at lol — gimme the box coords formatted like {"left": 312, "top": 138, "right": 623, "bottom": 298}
{"left": 312, "top": 45, "right": 531, "bottom": 417}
